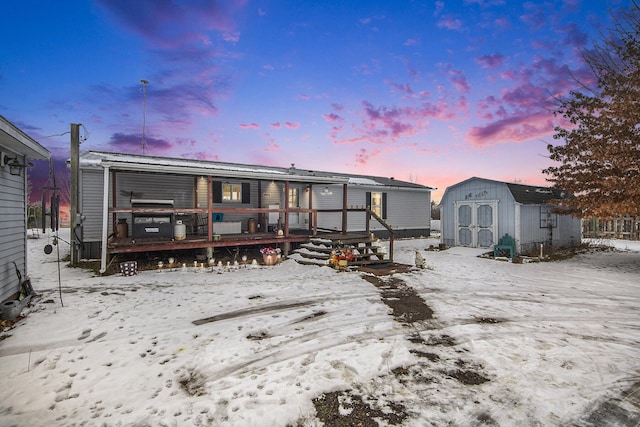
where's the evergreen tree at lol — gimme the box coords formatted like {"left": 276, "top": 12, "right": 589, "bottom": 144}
{"left": 544, "top": 2, "right": 640, "bottom": 218}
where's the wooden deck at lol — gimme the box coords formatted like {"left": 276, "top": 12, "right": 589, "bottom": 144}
{"left": 106, "top": 230, "right": 373, "bottom": 254}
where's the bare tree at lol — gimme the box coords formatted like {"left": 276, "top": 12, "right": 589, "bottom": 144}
{"left": 544, "top": 2, "right": 640, "bottom": 218}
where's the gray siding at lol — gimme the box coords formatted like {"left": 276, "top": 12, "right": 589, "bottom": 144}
{"left": 0, "top": 154, "right": 26, "bottom": 301}
{"left": 314, "top": 184, "right": 431, "bottom": 235}
{"left": 519, "top": 205, "right": 581, "bottom": 254}
{"left": 80, "top": 170, "right": 105, "bottom": 241}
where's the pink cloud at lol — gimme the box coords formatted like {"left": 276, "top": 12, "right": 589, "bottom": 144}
{"left": 264, "top": 140, "right": 280, "bottom": 153}
{"left": 97, "top": 0, "right": 245, "bottom": 48}
{"left": 354, "top": 148, "right": 382, "bottom": 165}
{"left": 108, "top": 132, "right": 173, "bottom": 152}
{"left": 436, "top": 16, "right": 463, "bottom": 31}
{"left": 271, "top": 122, "right": 281, "bottom": 129}
{"left": 475, "top": 53, "right": 505, "bottom": 68}
{"left": 466, "top": 111, "right": 554, "bottom": 146}
{"left": 284, "top": 121, "right": 300, "bottom": 129}
{"left": 447, "top": 68, "right": 470, "bottom": 93}
{"left": 322, "top": 113, "right": 343, "bottom": 123}
{"left": 239, "top": 122, "right": 260, "bottom": 129}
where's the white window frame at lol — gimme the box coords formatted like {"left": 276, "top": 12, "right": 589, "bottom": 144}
{"left": 223, "top": 183, "right": 242, "bottom": 202}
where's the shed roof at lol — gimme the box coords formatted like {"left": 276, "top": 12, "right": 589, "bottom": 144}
{"left": 444, "top": 177, "right": 567, "bottom": 205}
{"left": 80, "top": 151, "right": 433, "bottom": 191}
{"left": 0, "top": 115, "right": 50, "bottom": 160}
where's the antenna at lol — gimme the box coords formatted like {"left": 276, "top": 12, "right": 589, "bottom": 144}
{"left": 140, "top": 79, "right": 149, "bottom": 155}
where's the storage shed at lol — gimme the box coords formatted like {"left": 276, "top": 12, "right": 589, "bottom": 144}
{"left": 0, "top": 115, "right": 50, "bottom": 302}
{"left": 440, "top": 177, "right": 581, "bottom": 256}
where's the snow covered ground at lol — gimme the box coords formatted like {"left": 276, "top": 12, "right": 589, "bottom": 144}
{"left": 0, "top": 230, "right": 638, "bottom": 426}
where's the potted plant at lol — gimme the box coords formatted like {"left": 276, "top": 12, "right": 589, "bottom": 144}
{"left": 329, "top": 247, "right": 355, "bottom": 269}
{"left": 260, "top": 247, "right": 281, "bottom": 266}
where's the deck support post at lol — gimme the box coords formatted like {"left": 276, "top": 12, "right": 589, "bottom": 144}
{"left": 100, "top": 166, "right": 111, "bottom": 274}
{"left": 341, "top": 184, "right": 348, "bottom": 234}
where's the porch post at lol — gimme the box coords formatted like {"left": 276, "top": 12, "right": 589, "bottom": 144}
{"left": 257, "top": 180, "right": 263, "bottom": 231}
{"left": 207, "top": 176, "right": 213, "bottom": 240}
{"left": 341, "top": 183, "right": 348, "bottom": 234}
{"left": 308, "top": 184, "right": 313, "bottom": 231}
{"left": 284, "top": 181, "right": 290, "bottom": 237}
{"left": 99, "top": 166, "right": 111, "bottom": 274}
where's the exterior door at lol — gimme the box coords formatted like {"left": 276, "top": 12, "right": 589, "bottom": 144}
{"left": 454, "top": 201, "right": 497, "bottom": 247}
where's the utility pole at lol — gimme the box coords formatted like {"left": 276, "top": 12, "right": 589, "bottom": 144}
{"left": 140, "top": 79, "right": 148, "bottom": 155}
{"left": 70, "top": 123, "right": 81, "bottom": 265}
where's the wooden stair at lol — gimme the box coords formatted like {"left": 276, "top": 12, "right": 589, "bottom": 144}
{"left": 292, "top": 235, "right": 388, "bottom": 267}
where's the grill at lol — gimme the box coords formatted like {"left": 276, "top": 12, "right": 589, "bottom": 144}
{"left": 131, "top": 199, "right": 174, "bottom": 239}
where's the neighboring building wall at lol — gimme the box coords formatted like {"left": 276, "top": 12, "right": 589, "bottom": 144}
{"left": 0, "top": 152, "right": 26, "bottom": 301}
{"left": 582, "top": 216, "right": 640, "bottom": 240}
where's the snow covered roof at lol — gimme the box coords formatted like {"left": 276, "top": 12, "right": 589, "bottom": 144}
{"left": 79, "top": 151, "right": 433, "bottom": 190}
{"left": 444, "top": 177, "right": 568, "bottom": 205}
{"left": 0, "top": 114, "right": 50, "bottom": 160}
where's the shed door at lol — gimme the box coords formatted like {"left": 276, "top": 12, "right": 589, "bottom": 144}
{"left": 455, "top": 201, "right": 498, "bottom": 248}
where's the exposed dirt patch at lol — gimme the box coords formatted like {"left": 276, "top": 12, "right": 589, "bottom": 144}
{"left": 475, "top": 317, "right": 507, "bottom": 324}
{"left": 445, "top": 369, "right": 490, "bottom": 385}
{"left": 178, "top": 371, "right": 207, "bottom": 397}
{"left": 361, "top": 275, "right": 433, "bottom": 324}
{"left": 246, "top": 330, "right": 270, "bottom": 341}
{"left": 292, "top": 310, "right": 327, "bottom": 323}
{"left": 312, "top": 390, "right": 408, "bottom": 427}
{"left": 410, "top": 349, "right": 440, "bottom": 362}
{"left": 358, "top": 262, "right": 414, "bottom": 276}
{"left": 424, "top": 334, "right": 456, "bottom": 347}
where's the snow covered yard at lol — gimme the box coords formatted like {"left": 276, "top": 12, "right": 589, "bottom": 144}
{"left": 0, "top": 232, "right": 639, "bottom": 426}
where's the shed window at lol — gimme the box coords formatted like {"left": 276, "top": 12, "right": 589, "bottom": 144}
{"left": 540, "top": 206, "right": 558, "bottom": 228}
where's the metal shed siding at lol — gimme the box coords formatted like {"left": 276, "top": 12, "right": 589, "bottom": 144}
{"left": 0, "top": 159, "right": 26, "bottom": 301}
{"left": 441, "top": 179, "right": 516, "bottom": 247}
{"left": 518, "top": 205, "right": 581, "bottom": 254}
{"left": 80, "top": 169, "right": 105, "bottom": 241}
{"left": 519, "top": 205, "right": 552, "bottom": 253}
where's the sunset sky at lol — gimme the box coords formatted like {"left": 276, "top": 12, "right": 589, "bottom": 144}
{"left": 1, "top": 0, "right": 630, "bottom": 202}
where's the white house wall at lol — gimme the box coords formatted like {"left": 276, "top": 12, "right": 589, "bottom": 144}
{"left": 0, "top": 152, "right": 26, "bottom": 301}
{"left": 314, "top": 184, "right": 431, "bottom": 236}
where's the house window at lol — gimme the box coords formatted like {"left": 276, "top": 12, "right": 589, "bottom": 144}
{"left": 371, "top": 192, "right": 383, "bottom": 217}
{"left": 540, "top": 206, "right": 558, "bottom": 228}
{"left": 223, "top": 183, "right": 242, "bottom": 202}
{"left": 288, "top": 188, "right": 299, "bottom": 208}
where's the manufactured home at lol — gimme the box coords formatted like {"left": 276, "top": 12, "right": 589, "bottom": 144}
{"left": 1, "top": 115, "right": 50, "bottom": 302}
{"left": 76, "top": 151, "right": 432, "bottom": 272}
{"left": 440, "top": 177, "right": 581, "bottom": 256}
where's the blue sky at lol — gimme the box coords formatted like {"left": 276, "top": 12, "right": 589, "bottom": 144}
{"left": 1, "top": 0, "right": 629, "bottom": 201}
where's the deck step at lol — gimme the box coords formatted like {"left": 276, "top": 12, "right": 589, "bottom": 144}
{"left": 294, "top": 233, "right": 388, "bottom": 266}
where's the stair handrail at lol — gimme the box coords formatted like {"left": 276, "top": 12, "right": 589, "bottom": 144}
{"left": 365, "top": 208, "right": 394, "bottom": 262}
